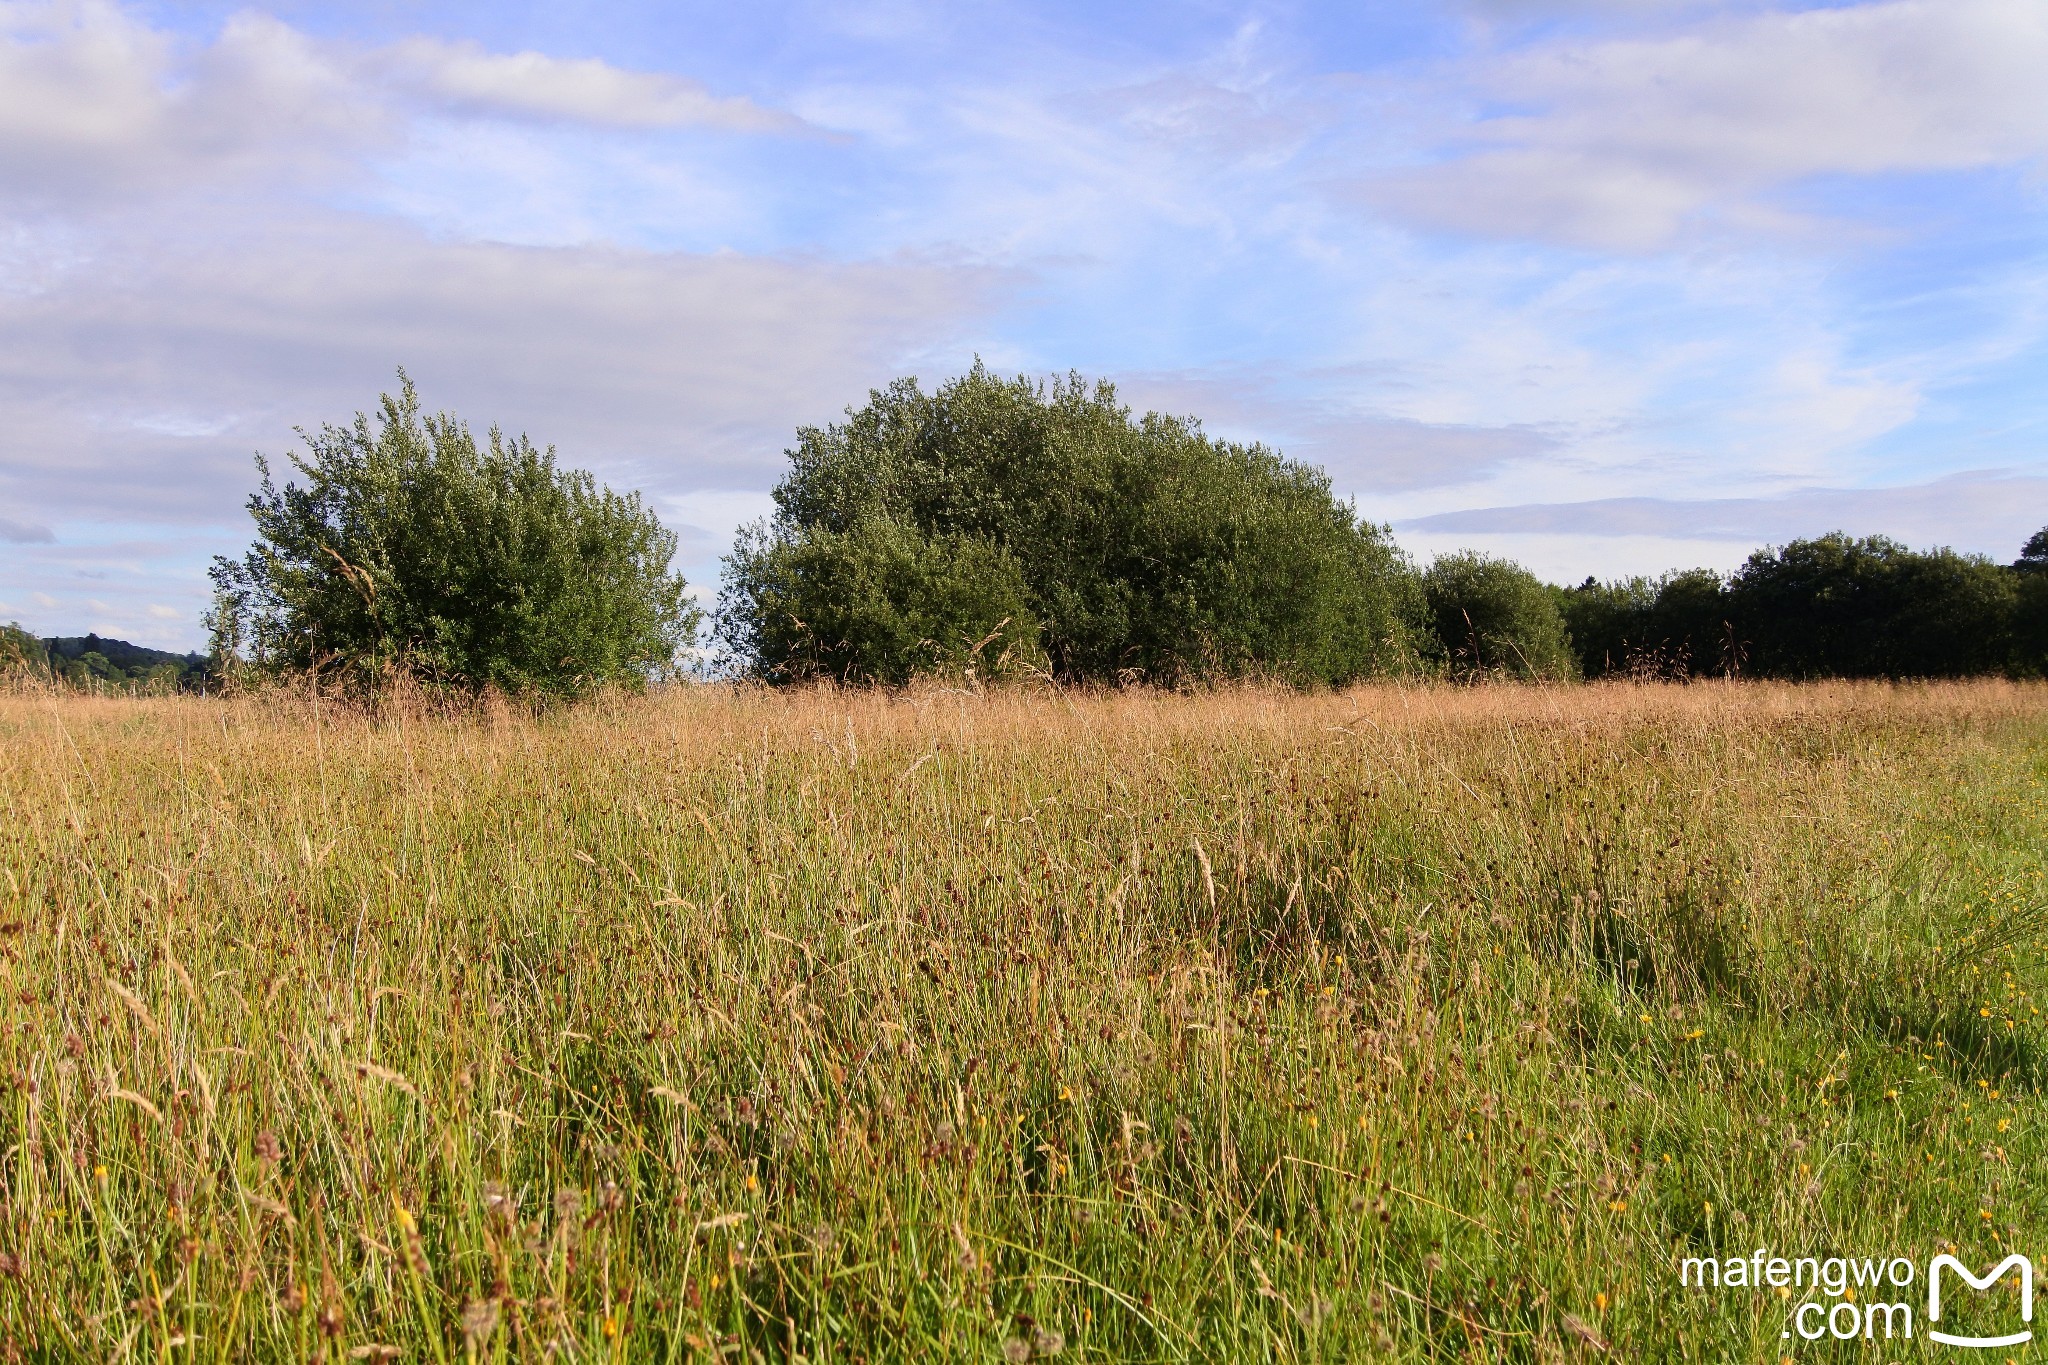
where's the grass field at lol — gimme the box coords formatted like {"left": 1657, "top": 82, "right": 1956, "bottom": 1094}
{"left": 3, "top": 680, "right": 2047, "bottom": 1361}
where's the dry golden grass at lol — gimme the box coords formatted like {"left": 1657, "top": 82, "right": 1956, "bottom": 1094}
{"left": 2, "top": 679, "right": 2046, "bottom": 1360}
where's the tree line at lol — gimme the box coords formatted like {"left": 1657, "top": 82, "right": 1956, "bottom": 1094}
{"left": 43, "top": 368, "right": 2030, "bottom": 699}
{"left": 0, "top": 625, "right": 213, "bottom": 692}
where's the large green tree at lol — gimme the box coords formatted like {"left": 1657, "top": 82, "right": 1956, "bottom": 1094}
{"left": 209, "top": 377, "right": 697, "bottom": 696}
{"left": 719, "top": 365, "right": 1421, "bottom": 685}
{"left": 1727, "top": 533, "right": 2015, "bottom": 679}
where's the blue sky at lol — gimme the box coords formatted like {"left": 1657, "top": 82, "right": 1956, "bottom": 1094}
{"left": 3, "top": 0, "right": 2046, "bottom": 649}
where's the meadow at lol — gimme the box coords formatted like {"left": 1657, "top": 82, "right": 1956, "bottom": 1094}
{"left": 1, "top": 680, "right": 2045, "bottom": 1361}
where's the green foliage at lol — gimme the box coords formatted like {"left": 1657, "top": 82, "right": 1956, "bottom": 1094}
{"left": 1421, "top": 551, "right": 1577, "bottom": 680}
{"left": 1561, "top": 569, "right": 1732, "bottom": 679}
{"left": 1, "top": 628, "right": 211, "bottom": 692}
{"left": 0, "top": 622, "right": 44, "bottom": 680}
{"left": 725, "top": 516, "right": 1043, "bottom": 686}
{"left": 1728, "top": 532, "right": 2016, "bottom": 679}
{"left": 8, "top": 684, "right": 2048, "bottom": 1359}
{"left": 719, "top": 364, "right": 1420, "bottom": 685}
{"left": 2016, "top": 526, "right": 2048, "bottom": 574}
{"left": 209, "top": 376, "right": 697, "bottom": 697}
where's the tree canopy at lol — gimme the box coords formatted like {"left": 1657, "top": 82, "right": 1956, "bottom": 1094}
{"left": 1561, "top": 531, "right": 2036, "bottom": 680}
{"left": 719, "top": 365, "right": 1421, "bottom": 686}
{"left": 1421, "top": 552, "right": 1577, "bottom": 681}
{"left": 208, "top": 377, "right": 697, "bottom": 697}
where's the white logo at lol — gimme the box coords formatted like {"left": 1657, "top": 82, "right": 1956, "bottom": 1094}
{"left": 1928, "top": 1253, "right": 2033, "bottom": 1349}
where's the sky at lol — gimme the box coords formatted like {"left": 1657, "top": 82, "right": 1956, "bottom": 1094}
{"left": 3, "top": 0, "right": 2046, "bottom": 651}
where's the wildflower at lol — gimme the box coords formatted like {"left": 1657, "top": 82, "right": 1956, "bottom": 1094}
{"left": 254, "top": 1131, "right": 282, "bottom": 1165}
{"left": 1594, "top": 1292, "right": 1609, "bottom": 1313}
{"left": 745, "top": 1174, "right": 760, "bottom": 1194}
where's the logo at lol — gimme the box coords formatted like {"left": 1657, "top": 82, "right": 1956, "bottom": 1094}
{"left": 1678, "top": 1245, "right": 2039, "bottom": 1349}
{"left": 1928, "top": 1253, "right": 2033, "bottom": 1349}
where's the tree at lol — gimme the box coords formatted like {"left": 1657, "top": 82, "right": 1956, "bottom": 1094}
{"left": 1421, "top": 552, "right": 1576, "bottom": 681}
{"left": 1727, "top": 533, "right": 2014, "bottom": 678}
{"left": 1, "top": 622, "right": 45, "bottom": 681}
{"left": 2010, "top": 527, "right": 2048, "bottom": 675}
{"left": 209, "top": 376, "right": 697, "bottom": 697}
{"left": 1559, "top": 569, "right": 1732, "bottom": 679}
{"left": 719, "top": 365, "right": 1421, "bottom": 685}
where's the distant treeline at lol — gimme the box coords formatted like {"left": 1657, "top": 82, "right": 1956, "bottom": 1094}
{"left": 719, "top": 366, "right": 2048, "bottom": 687}
{"left": 69, "top": 366, "right": 2043, "bottom": 698}
{"left": 1557, "top": 531, "right": 2048, "bottom": 680}
{"left": 1, "top": 624, "right": 214, "bottom": 692}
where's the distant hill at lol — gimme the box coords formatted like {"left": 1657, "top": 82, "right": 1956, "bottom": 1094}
{"left": 3, "top": 623, "right": 212, "bottom": 690}
{"left": 44, "top": 633, "right": 208, "bottom": 672}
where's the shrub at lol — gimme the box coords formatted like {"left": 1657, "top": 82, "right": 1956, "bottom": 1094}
{"left": 208, "top": 376, "right": 696, "bottom": 697}
{"left": 1422, "top": 552, "right": 1576, "bottom": 681}
{"left": 722, "top": 516, "right": 1043, "bottom": 686}
{"left": 720, "top": 365, "right": 1420, "bottom": 685}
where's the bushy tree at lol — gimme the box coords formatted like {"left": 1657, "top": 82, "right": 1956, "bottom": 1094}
{"left": 1727, "top": 533, "right": 2014, "bottom": 678}
{"left": 209, "top": 377, "right": 697, "bottom": 697}
{"left": 1560, "top": 568, "right": 1731, "bottom": 678}
{"left": 724, "top": 517, "right": 1043, "bottom": 686}
{"left": 1421, "top": 552, "right": 1576, "bottom": 681}
{"left": 719, "top": 365, "right": 1421, "bottom": 685}
{"left": 1, "top": 622, "right": 44, "bottom": 681}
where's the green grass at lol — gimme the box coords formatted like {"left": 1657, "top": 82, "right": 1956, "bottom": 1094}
{"left": 2, "top": 679, "right": 2047, "bottom": 1360}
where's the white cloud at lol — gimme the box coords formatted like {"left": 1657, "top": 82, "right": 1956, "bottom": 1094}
{"left": 377, "top": 37, "right": 806, "bottom": 133}
{"left": 1377, "top": 0, "right": 2048, "bottom": 248}
{"left": 1399, "top": 469, "right": 2048, "bottom": 554}
{"left": 0, "top": 3, "right": 380, "bottom": 208}
{"left": 145, "top": 603, "right": 179, "bottom": 619}
{"left": 0, "top": 3, "right": 805, "bottom": 215}
{"left": 0, "top": 207, "right": 1002, "bottom": 534}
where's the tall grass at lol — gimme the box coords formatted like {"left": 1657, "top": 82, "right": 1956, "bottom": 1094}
{"left": 2, "top": 680, "right": 2045, "bottom": 1359}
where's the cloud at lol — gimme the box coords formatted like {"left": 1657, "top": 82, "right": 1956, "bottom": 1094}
{"left": 1112, "top": 369, "right": 1559, "bottom": 492}
{"left": 0, "top": 3, "right": 805, "bottom": 215}
{"left": 0, "top": 208, "right": 1002, "bottom": 531}
{"left": 1398, "top": 469, "right": 2048, "bottom": 556}
{"left": 377, "top": 38, "right": 807, "bottom": 133}
{"left": 0, "top": 3, "right": 382, "bottom": 208}
{"left": 1373, "top": 0, "right": 2048, "bottom": 248}
{"left": 0, "top": 514, "right": 54, "bottom": 543}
